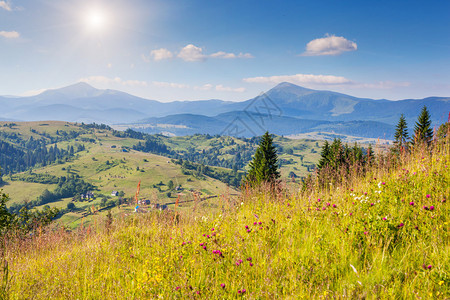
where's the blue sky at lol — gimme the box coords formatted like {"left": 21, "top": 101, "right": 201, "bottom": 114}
{"left": 1, "top": 0, "right": 449, "bottom": 101}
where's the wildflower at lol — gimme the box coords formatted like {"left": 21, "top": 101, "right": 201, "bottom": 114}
{"left": 333, "top": 204, "right": 337, "bottom": 208}
{"left": 429, "top": 206, "right": 434, "bottom": 211}
{"left": 426, "top": 194, "right": 431, "bottom": 198}
{"left": 364, "top": 231, "right": 368, "bottom": 235}
{"left": 175, "top": 286, "right": 181, "bottom": 291}
{"left": 239, "top": 259, "right": 243, "bottom": 264}
{"left": 199, "top": 243, "right": 204, "bottom": 246}
{"left": 247, "top": 229, "right": 251, "bottom": 233}
{"left": 253, "top": 222, "right": 257, "bottom": 225}
{"left": 427, "top": 265, "right": 432, "bottom": 270}
{"left": 350, "top": 213, "right": 353, "bottom": 216}
{"left": 382, "top": 182, "right": 386, "bottom": 185}
{"left": 242, "top": 289, "right": 246, "bottom": 293}
{"left": 317, "top": 198, "right": 321, "bottom": 202}
{"left": 322, "top": 207, "right": 326, "bottom": 210}
{"left": 423, "top": 206, "right": 429, "bottom": 210}
{"left": 221, "top": 283, "right": 225, "bottom": 288}
{"left": 211, "top": 228, "right": 215, "bottom": 231}
{"left": 247, "top": 257, "right": 252, "bottom": 261}
{"left": 409, "top": 202, "right": 414, "bottom": 206}
{"left": 439, "top": 281, "right": 444, "bottom": 286}
{"left": 370, "top": 203, "right": 374, "bottom": 206}
{"left": 398, "top": 223, "right": 404, "bottom": 228}
{"left": 245, "top": 225, "right": 249, "bottom": 229}
{"left": 326, "top": 202, "right": 331, "bottom": 206}
{"left": 249, "top": 262, "right": 254, "bottom": 267}
{"left": 258, "top": 221, "right": 262, "bottom": 225}
{"left": 382, "top": 217, "right": 387, "bottom": 221}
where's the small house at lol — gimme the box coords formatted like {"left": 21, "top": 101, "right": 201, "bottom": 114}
{"left": 111, "top": 191, "right": 119, "bottom": 197}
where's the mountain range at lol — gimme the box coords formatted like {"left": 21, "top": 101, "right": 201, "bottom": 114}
{"left": 1, "top": 82, "right": 448, "bottom": 139}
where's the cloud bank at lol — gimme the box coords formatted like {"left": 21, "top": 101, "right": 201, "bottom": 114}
{"left": 0, "top": 30, "right": 19, "bottom": 38}
{"left": 0, "top": 1, "right": 11, "bottom": 11}
{"left": 146, "top": 44, "right": 253, "bottom": 62}
{"left": 302, "top": 34, "right": 357, "bottom": 56}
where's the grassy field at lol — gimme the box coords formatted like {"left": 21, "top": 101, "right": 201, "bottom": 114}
{"left": 3, "top": 135, "right": 448, "bottom": 299}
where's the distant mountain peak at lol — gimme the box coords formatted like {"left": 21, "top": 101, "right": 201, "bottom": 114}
{"left": 38, "top": 82, "right": 101, "bottom": 99}
{"left": 268, "top": 82, "right": 315, "bottom": 96}
{"left": 273, "top": 82, "right": 311, "bottom": 90}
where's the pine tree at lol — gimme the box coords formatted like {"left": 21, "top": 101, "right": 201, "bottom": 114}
{"left": 394, "top": 114, "right": 409, "bottom": 150}
{"left": 245, "top": 132, "right": 280, "bottom": 186}
{"left": 412, "top": 106, "right": 433, "bottom": 146}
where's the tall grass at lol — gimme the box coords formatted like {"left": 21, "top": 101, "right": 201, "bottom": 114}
{"left": 3, "top": 137, "right": 449, "bottom": 299}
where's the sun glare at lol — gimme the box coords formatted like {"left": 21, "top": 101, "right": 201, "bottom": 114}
{"left": 84, "top": 8, "right": 108, "bottom": 32}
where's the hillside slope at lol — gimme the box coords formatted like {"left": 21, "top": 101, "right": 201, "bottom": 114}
{"left": 5, "top": 136, "right": 449, "bottom": 299}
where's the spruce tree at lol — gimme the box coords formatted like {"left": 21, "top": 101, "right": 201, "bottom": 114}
{"left": 394, "top": 114, "right": 409, "bottom": 150}
{"left": 412, "top": 106, "right": 433, "bottom": 146}
{"left": 317, "top": 141, "right": 330, "bottom": 170}
{"left": 245, "top": 132, "right": 280, "bottom": 186}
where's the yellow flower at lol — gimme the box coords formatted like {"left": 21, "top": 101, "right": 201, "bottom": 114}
{"left": 439, "top": 280, "right": 444, "bottom": 285}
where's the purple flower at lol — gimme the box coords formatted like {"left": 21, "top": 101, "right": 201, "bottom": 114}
{"left": 370, "top": 203, "right": 374, "bottom": 206}
{"left": 245, "top": 225, "right": 249, "bottom": 229}
{"left": 322, "top": 207, "right": 326, "bottom": 210}
{"left": 247, "top": 229, "right": 251, "bottom": 233}
{"left": 242, "top": 289, "right": 246, "bottom": 293}
{"left": 350, "top": 213, "right": 353, "bottom": 216}
{"left": 364, "top": 231, "right": 368, "bottom": 235}
{"left": 211, "top": 228, "right": 215, "bottom": 231}
{"left": 249, "top": 262, "right": 254, "bottom": 267}
{"left": 221, "top": 284, "right": 225, "bottom": 288}
{"left": 253, "top": 222, "right": 257, "bottom": 225}
{"left": 426, "top": 194, "right": 431, "bottom": 198}
{"left": 247, "top": 257, "right": 252, "bottom": 261}
{"left": 427, "top": 265, "right": 432, "bottom": 270}
{"left": 429, "top": 206, "right": 435, "bottom": 211}
{"left": 423, "top": 206, "right": 429, "bottom": 210}
{"left": 409, "top": 202, "right": 414, "bottom": 206}
{"left": 175, "top": 286, "right": 181, "bottom": 291}
{"left": 382, "top": 182, "right": 386, "bottom": 185}
{"left": 398, "top": 223, "right": 404, "bottom": 228}
{"left": 382, "top": 217, "right": 387, "bottom": 221}
{"left": 333, "top": 204, "right": 337, "bottom": 208}
{"left": 199, "top": 243, "right": 204, "bottom": 246}
{"left": 258, "top": 221, "right": 262, "bottom": 225}
{"left": 326, "top": 202, "right": 331, "bottom": 206}
{"left": 203, "top": 246, "right": 207, "bottom": 250}
{"left": 317, "top": 198, "right": 321, "bottom": 202}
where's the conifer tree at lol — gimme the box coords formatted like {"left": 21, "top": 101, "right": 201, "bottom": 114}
{"left": 245, "top": 132, "right": 280, "bottom": 186}
{"left": 412, "top": 106, "right": 433, "bottom": 146}
{"left": 394, "top": 114, "right": 409, "bottom": 150}
{"left": 317, "top": 141, "right": 330, "bottom": 170}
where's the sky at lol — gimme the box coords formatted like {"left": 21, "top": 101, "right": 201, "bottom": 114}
{"left": 1, "top": 0, "right": 450, "bottom": 102}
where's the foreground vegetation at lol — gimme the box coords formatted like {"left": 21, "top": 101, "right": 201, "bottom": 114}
{"left": 2, "top": 133, "right": 448, "bottom": 298}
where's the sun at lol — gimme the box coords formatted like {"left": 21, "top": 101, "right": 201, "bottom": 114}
{"left": 84, "top": 8, "right": 108, "bottom": 32}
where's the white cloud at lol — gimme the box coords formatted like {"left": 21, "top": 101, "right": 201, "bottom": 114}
{"left": 0, "top": 30, "right": 19, "bottom": 38}
{"left": 152, "top": 81, "right": 190, "bottom": 89}
{"left": 244, "top": 73, "right": 353, "bottom": 86}
{"left": 0, "top": 1, "right": 11, "bottom": 11}
{"left": 210, "top": 51, "right": 254, "bottom": 59}
{"left": 194, "top": 84, "right": 213, "bottom": 91}
{"left": 177, "top": 44, "right": 206, "bottom": 62}
{"left": 302, "top": 34, "right": 357, "bottom": 56}
{"left": 150, "top": 48, "right": 174, "bottom": 61}
{"left": 215, "top": 85, "right": 246, "bottom": 93}
{"left": 243, "top": 73, "right": 411, "bottom": 91}
{"left": 80, "top": 76, "right": 148, "bottom": 87}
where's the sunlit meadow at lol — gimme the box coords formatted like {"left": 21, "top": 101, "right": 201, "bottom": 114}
{"left": 3, "top": 137, "right": 449, "bottom": 299}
